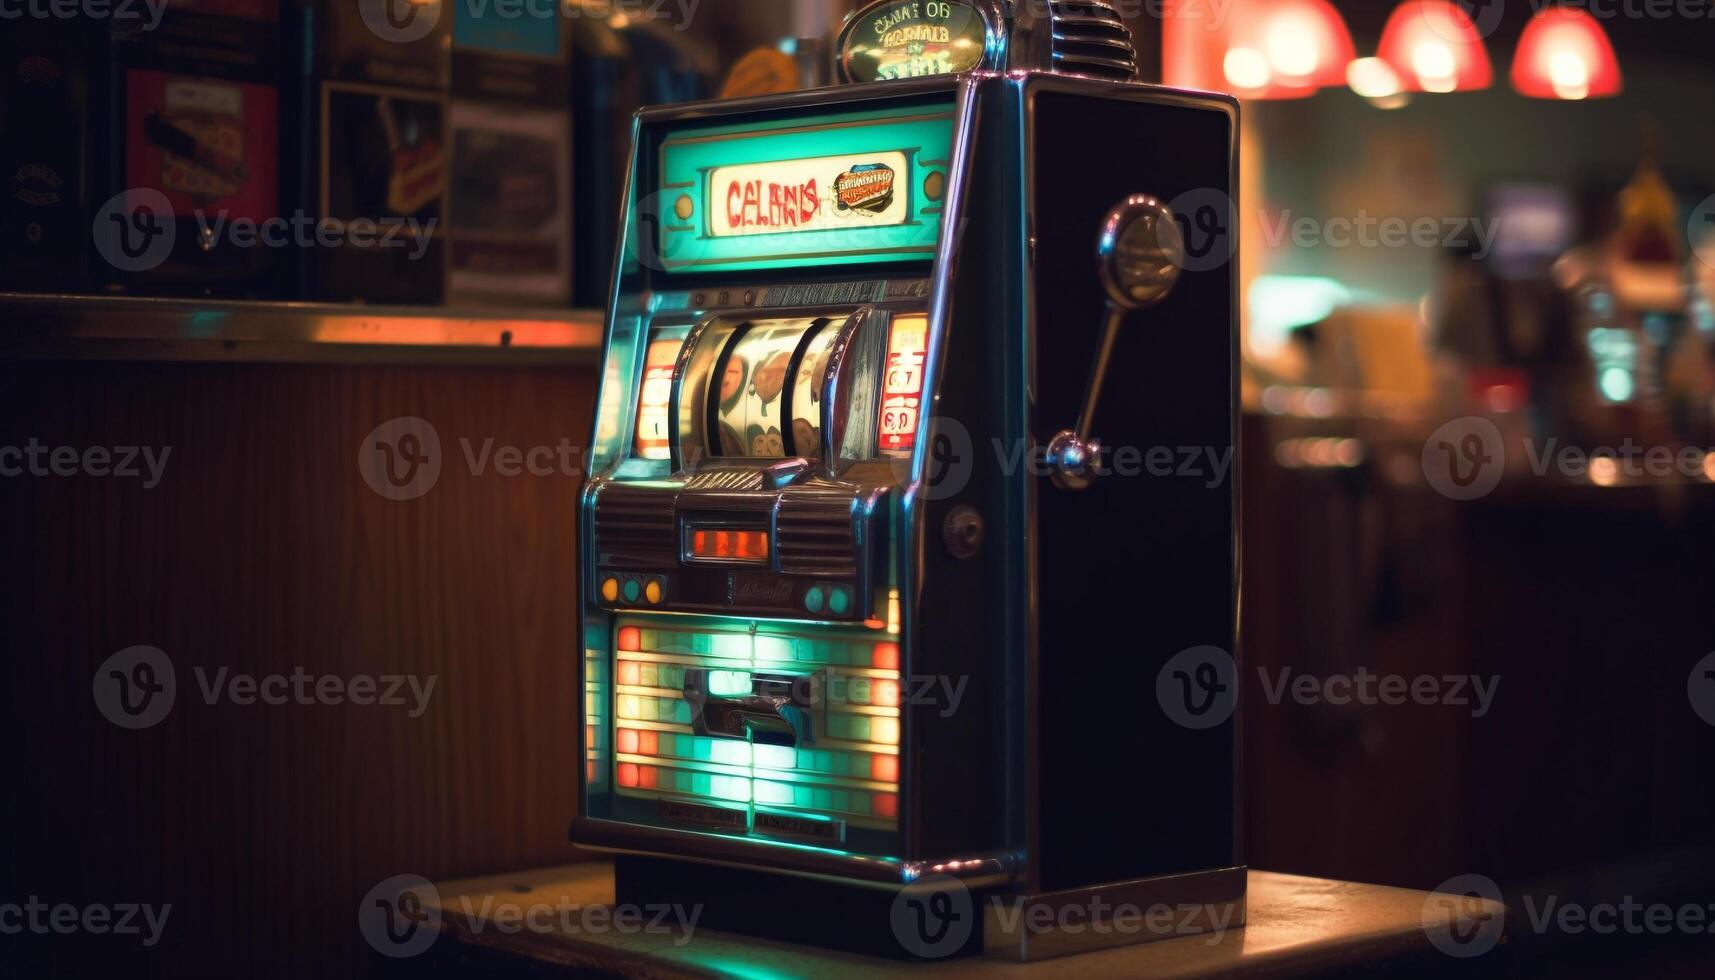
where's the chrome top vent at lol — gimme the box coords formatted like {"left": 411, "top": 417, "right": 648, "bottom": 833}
{"left": 1049, "top": 0, "right": 1139, "bottom": 81}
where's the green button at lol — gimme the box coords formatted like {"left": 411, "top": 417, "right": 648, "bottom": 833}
{"left": 805, "top": 587, "right": 825, "bottom": 614}
{"left": 829, "top": 585, "right": 851, "bottom": 616}
{"left": 622, "top": 579, "right": 641, "bottom": 603}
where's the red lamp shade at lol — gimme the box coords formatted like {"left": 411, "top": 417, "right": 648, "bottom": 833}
{"left": 1164, "top": 0, "right": 1355, "bottom": 100}
{"left": 1511, "top": 8, "right": 1622, "bottom": 99}
{"left": 1376, "top": 0, "right": 1494, "bottom": 93}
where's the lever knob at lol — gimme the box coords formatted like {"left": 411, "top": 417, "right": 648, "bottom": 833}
{"left": 1049, "top": 196, "right": 1185, "bottom": 493}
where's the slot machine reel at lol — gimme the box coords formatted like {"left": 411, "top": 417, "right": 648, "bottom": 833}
{"left": 1047, "top": 195, "right": 1186, "bottom": 491}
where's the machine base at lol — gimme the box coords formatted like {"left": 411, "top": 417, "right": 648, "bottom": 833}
{"left": 613, "top": 856, "right": 1246, "bottom": 961}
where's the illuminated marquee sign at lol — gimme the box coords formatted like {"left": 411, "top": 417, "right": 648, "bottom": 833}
{"left": 839, "top": 0, "right": 990, "bottom": 83}
{"left": 708, "top": 152, "right": 910, "bottom": 238}
{"left": 654, "top": 104, "right": 954, "bottom": 273}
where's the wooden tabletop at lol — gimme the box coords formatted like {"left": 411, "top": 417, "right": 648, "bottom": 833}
{"left": 417, "top": 863, "right": 1504, "bottom": 978}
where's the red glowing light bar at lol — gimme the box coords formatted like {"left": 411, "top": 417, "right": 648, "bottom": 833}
{"left": 689, "top": 527, "right": 771, "bottom": 562}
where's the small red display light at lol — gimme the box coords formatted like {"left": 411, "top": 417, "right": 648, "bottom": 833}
{"left": 618, "top": 728, "right": 639, "bottom": 754}
{"left": 617, "top": 763, "right": 640, "bottom": 788}
{"left": 617, "top": 626, "right": 642, "bottom": 652}
{"left": 689, "top": 527, "right": 770, "bottom": 562}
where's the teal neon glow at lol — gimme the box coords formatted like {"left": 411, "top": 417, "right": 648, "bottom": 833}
{"left": 656, "top": 103, "right": 955, "bottom": 274}
{"left": 707, "top": 670, "right": 753, "bottom": 697}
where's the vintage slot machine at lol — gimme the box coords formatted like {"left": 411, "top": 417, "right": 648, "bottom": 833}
{"left": 575, "top": 0, "right": 1240, "bottom": 960}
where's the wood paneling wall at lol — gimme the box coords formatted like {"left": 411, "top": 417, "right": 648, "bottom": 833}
{"left": 0, "top": 359, "right": 596, "bottom": 978}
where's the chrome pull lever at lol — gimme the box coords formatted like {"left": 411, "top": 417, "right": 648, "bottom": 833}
{"left": 1047, "top": 195, "right": 1186, "bottom": 492}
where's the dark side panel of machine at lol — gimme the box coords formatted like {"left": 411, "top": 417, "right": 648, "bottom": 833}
{"left": 1030, "top": 89, "right": 1237, "bottom": 891}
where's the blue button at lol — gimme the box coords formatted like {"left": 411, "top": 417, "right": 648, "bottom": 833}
{"left": 829, "top": 586, "right": 852, "bottom": 616}
{"left": 805, "top": 587, "right": 825, "bottom": 614}
{"left": 622, "top": 579, "right": 641, "bottom": 603}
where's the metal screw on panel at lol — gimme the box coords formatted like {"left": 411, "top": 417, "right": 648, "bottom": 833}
{"left": 943, "top": 505, "right": 984, "bottom": 559}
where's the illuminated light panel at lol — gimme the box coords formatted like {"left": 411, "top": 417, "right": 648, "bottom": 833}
{"left": 601, "top": 578, "right": 620, "bottom": 602}
{"left": 879, "top": 315, "right": 928, "bottom": 454}
{"left": 708, "top": 670, "right": 753, "bottom": 697}
{"left": 634, "top": 333, "right": 686, "bottom": 460}
{"left": 605, "top": 616, "right": 903, "bottom": 842}
{"left": 872, "top": 642, "right": 900, "bottom": 670}
{"left": 872, "top": 679, "right": 901, "bottom": 708}
{"left": 871, "top": 754, "right": 900, "bottom": 783}
{"left": 871, "top": 717, "right": 900, "bottom": 745}
{"left": 690, "top": 528, "right": 771, "bottom": 561}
